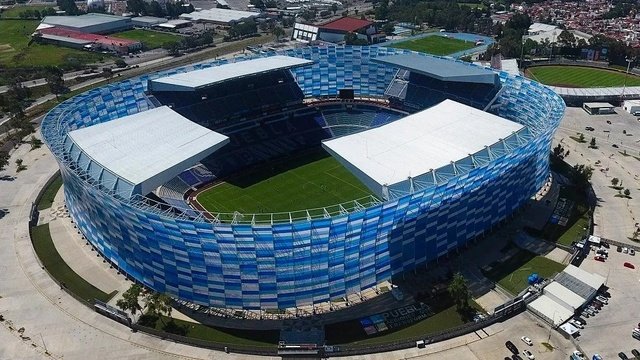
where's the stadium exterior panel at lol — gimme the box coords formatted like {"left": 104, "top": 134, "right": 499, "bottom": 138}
{"left": 42, "top": 46, "right": 565, "bottom": 310}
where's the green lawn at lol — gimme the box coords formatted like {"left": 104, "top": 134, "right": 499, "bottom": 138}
{"left": 113, "top": 29, "right": 183, "bottom": 50}
{"left": 483, "top": 250, "right": 566, "bottom": 294}
{"left": 0, "top": 19, "right": 109, "bottom": 67}
{"left": 325, "top": 296, "right": 484, "bottom": 346}
{"left": 196, "top": 149, "right": 374, "bottom": 218}
{"left": 140, "top": 315, "right": 278, "bottom": 348}
{"left": 37, "top": 175, "right": 62, "bottom": 210}
{"left": 30, "top": 224, "right": 117, "bottom": 303}
{"left": 391, "top": 35, "right": 476, "bottom": 55}
{"left": 0, "top": 5, "right": 54, "bottom": 18}
{"left": 527, "top": 66, "right": 640, "bottom": 88}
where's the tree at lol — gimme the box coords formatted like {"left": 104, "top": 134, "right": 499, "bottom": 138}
{"left": 624, "top": 189, "right": 631, "bottom": 197}
{"left": 271, "top": 26, "right": 285, "bottom": 41}
{"left": 553, "top": 143, "right": 565, "bottom": 158}
{"left": 29, "top": 136, "right": 42, "bottom": 150}
{"left": 116, "top": 283, "right": 143, "bottom": 315}
{"left": 344, "top": 32, "right": 368, "bottom": 45}
{"left": 331, "top": 3, "right": 338, "bottom": 15}
{"left": 145, "top": 292, "right": 173, "bottom": 324}
{"left": 375, "top": 0, "right": 389, "bottom": 20}
{"left": 589, "top": 137, "right": 597, "bottom": 148}
{"left": 611, "top": 178, "right": 619, "bottom": 187}
{"left": 57, "top": 0, "right": 81, "bottom": 15}
{"left": 557, "top": 30, "right": 576, "bottom": 48}
{"left": 381, "top": 22, "right": 395, "bottom": 35}
{"left": 0, "top": 151, "right": 9, "bottom": 172}
{"left": 448, "top": 272, "right": 470, "bottom": 312}
{"left": 572, "top": 164, "right": 594, "bottom": 188}
{"left": 46, "top": 67, "right": 69, "bottom": 101}
{"left": 114, "top": 59, "right": 128, "bottom": 68}
{"left": 579, "top": 133, "right": 585, "bottom": 142}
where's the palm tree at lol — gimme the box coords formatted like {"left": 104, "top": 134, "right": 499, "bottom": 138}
{"left": 145, "top": 292, "right": 173, "bottom": 324}
{"left": 448, "top": 272, "right": 470, "bottom": 312}
{"left": 116, "top": 283, "right": 143, "bottom": 315}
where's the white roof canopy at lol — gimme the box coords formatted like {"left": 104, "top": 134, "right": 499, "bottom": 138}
{"left": 528, "top": 295, "right": 574, "bottom": 326}
{"left": 148, "top": 56, "right": 313, "bottom": 92}
{"left": 322, "top": 100, "right": 523, "bottom": 196}
{"left": 67, "top": 106, "right": 229, "bottom": 196}
{"left": 544, "top": 281, "right": 585, "bottom": 310}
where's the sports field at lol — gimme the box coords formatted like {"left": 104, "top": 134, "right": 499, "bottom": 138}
{"left": 526, "top": 66, "right": 640, "bottom": 88}
{"left": 196, "top": 150, "right": 374, "bottom": 217}
{"left": 391, "top": 35, "right": 476, "bottom": 56}
{"left": 113, "top": 29, "right": 183, "bottom": 50}
{"left": 0, "top": 19, "right": 109, "bottom": 67}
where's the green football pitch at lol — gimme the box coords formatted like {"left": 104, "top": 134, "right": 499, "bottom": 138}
{"left": 391, "top": 35, "right": 476, "bottom": 56}
{"left": 195, "top": 149, "right": 374, "bottom": 217}
{"left": 526, "top": 66, "right": 640, "bottom": 88}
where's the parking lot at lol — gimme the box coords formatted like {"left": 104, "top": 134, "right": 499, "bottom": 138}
{"left": 554, "top": 106, "right": 640, "bottom": 245}
{"left": 572, "top": 242, "right": 640, "bottom": 359}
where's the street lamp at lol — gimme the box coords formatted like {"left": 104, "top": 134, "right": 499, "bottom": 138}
{"left": 621, "top": 57, "right": 634, "bottom": 102}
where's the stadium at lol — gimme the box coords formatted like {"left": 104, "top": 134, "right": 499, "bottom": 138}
{"left": 41, "top": 45, "right": 564, "bottom": 310}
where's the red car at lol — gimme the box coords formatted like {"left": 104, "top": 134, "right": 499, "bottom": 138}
{"left": 624, "top": 262, "right": 635, "bottom": 269}
{"left": 594, "top": 255, "right": 606, "bottom": 262}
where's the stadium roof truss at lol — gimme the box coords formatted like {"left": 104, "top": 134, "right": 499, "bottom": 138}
{"left": 64, "top": 106, "right": 229, "bottom": 198}
{"left": 322, "top": 100, "right": 531, "bottom": 200}
{"left": 148, "top": 56, "right": 314, "bottom": 92}
{"left": 373, "top": 53, "right": 499, "bottom": 85}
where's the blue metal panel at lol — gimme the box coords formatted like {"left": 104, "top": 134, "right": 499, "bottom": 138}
{"left": 41, "top": 46, "right": 565, "bottom": 310}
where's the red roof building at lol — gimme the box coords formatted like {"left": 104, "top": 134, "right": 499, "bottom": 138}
{"left": 36, "top": 26, "right": 142, "bottom": 54}
{"left": 319, "top": 17, "right": 374, "bottom": 33}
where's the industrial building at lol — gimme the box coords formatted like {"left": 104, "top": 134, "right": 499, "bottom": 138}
{"left": 179, "top": 8, "right": 259, "bottom": 25}
{"left": 131, "top": 16, "right": 168, "bottom": 28}
{"left": 39, "top": 13, "right": 132, "bottom": 34}
{"left": 35, "top": 27, "right": 142, "bottom": 54}
{"left": 292, "top": 17, "right": 383, "bottom": 44}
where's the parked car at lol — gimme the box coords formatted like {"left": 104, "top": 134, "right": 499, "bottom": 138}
{"left": 573, "top": 351, "right": 586, "bottom": 359}
{"left": 585, "top": 126, "right": 595, "bottom": 131}
{"left": 631, "top": 249, "right": 636, "bottom": 256}
{"left": 624, "top": 262, "right": 635, "bottom": 269}
{"left": 522, "top": 349, "right": 535, "bottom": 359}
{"left": 569, "top": 319, "right": 584, "bottom": 329}
{"left": 613, "top": 144, "right": 620, "bottom": 148}
{"left": 631, "top": 349, "right": 640, "bottom": 358}
{"left": 624, "top": 247, "right": 629, "bottom": 254}
{"left": 574, "top": 316, "right": 587, "bottom": 325}
{"left": 594, "top": 255, "right": 606, "bottom": 262}
{"left": 596, "top": 295, "right": 608, "bottom": 304}
{"left": 506, "top": 341, "right": 519, "bottom": 355}
{"left": 602, "top": 242, "right": 610, "bottom": 248}
{"left": 521, "top": 336, "right": 533, "bottom": 346}
{"left": 597, "top": 248, "right": 609, "bottom": 255}
{"left": 618, "top": 246, "right": 624, "bottom": 252}
{"left": 619, "top": 352, "right": 629, "bottom": 359}
{"left": 607, "top": 120, "right": 612, "bottom": 124}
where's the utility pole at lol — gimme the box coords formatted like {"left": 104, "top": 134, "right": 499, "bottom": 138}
{"left": 621, "top": 57, "right": 634, "bottom": 102}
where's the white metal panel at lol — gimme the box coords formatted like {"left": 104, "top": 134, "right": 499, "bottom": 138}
{"left": 149, "top": 56, "right": 313, "bottom": 91}
{"left": 322, "top": 99, "right": 523, "bottom": 188}
{"left": 67, "top": 106, "right": 229, "bottom": 193}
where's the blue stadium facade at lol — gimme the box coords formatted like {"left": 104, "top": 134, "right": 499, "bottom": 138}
{"left": 42, "top": 46, "right": 565, "bottom": 310}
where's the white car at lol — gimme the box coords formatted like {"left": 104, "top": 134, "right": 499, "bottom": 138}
{"left": 569, "top": 319, "right": 584, "bottom": 329}
{"left": 573, "top": 350, "right": 586, "bottom": 359}
{"left": 596, "top": 295, "right": 608, "bottom": 304}
{"left": 522, "top": 349, "right": 535, "bottom": 359}
{"left": 521, "top": 336, "right": 533, "bottom": 346}
{"left": 623, "top": 247, "right": 629, "bottom": 254}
